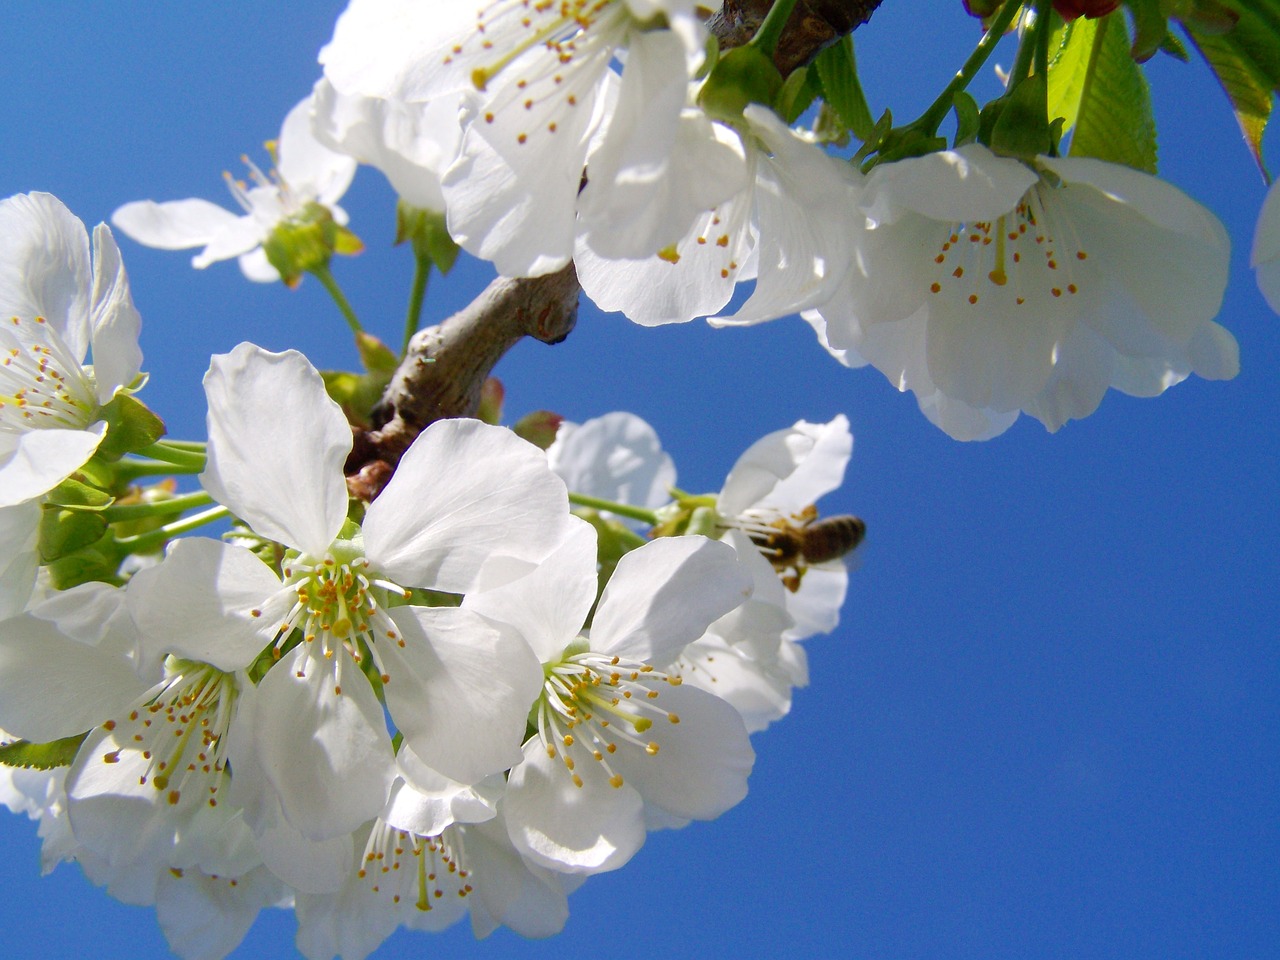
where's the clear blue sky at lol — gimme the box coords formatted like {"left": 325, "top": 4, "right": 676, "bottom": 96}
{"left": 0, "top": 3, "right": 1275, "bottom": 959}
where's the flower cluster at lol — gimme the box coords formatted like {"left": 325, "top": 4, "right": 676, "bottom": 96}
{"left": 1, "top": 0, "right": 1269, "bottom": 957}
{"left": 0, "top": 204, "right": 864, "bottom": 954}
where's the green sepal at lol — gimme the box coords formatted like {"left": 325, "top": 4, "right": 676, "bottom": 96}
{"left": 698, "top": 45, "right": 784, "bottom": 120}
{"left": 511, "top": 410, "right": 563, "bottom": 451}
{"left": 39, "top": 500, "right": 109, "bottom": 563}
{"left": 814, "top": 35, "right": 876, "bottom": 141}
{"left": 95, "top": 393, "right": 167, "bottom": 462}
{"left": 1067, "top": 12, "right": 1158, "bottom": 172}
{"left": 985, "top": 71, "right": 1055, "bottom": 159}
{"left": 477, "top": 378, "right": 504, "bottom": 426}
{"left": 321, "top": 335, "right": 395, "bottom": 430}
{"left": 0, "top": 733, "right": 88, "bottom": 770}
{"left": 43, "top": 540, "right": 122, "bottom": 590}
{"left": 263, "top": 202, "right": 364, "bottom": 287}
{"left": 43, "top": 476, "right": 113, "bottom": 510}
{"left": 397, "top": 203, "right": 460, "bottom": 275}
{"left": 776, "top": 64, "right": 820, "bottom": 124}
{"left": 953, "top": 91, "right": 983, "bottom": 146}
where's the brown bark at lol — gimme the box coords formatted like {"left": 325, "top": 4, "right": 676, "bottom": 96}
{"left": 346, "top": 264, "right": 580, "bottom": 495}
{"left": 708, "top": 0, "right": 884, "bottom": 76}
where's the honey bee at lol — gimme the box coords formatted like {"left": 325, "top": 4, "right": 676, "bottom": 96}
{"left": 744, "top": 508, "right": 867, "bottom": 593}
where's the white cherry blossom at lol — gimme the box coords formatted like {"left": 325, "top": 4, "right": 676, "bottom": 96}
{"left": 112, "top": 95, "right": 357, "bottom": 283}
{"left": 322, "top": 0, "right": 711, "bottom": 276}
{"left": 807, "top": 145, "right": 1239, "bottom": 439}
{"left": 547, "top": 411, "right": 676, "bottom": 527}
{"left": 580, "top": 105, "right": 860, "bottom": 325}
{"left": 133, "top": 343, "right": 569, "bottom": 854}
{"left": 0, "top": 192, "right": 143, "bottom": 508}
{"left": 465, "top": 519, "right": 754, "bottom": 875}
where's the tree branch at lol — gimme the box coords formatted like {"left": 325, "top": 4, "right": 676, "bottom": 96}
{"left": 708, "top": 0, "right": 883, "bottom": 76}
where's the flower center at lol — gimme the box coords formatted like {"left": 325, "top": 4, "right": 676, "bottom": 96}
{"left": 0, "top": 316, "right": 97, "bottom": 434}
{"left": 536, "top": 646, "right": 682, "bottom": 789}
{"left": 358, "top": 821, "right": 472, "bottom": 911}
{"left": 721, "top": 505, "right": 866, "bottom": 592}
{"left": 925, "top": 181, "right": 1090, "bottom": 308}
{"left": 98, "top": 661, "right": 236, "bottom": 808}
{"left": 253, "top": 548, "right": 410, "bottom": 695}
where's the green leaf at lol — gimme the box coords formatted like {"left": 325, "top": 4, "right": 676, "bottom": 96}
{"left": 1068, "top": 12, "right": 1159, "bottom": 172}
{"left": 815, "top": 35, "right": 876, "bottom": 141}
{"left": 1185, "top": 0, "right": 1280, "bottom": 176}
{"left": 1047, "top": 15, "right": 1101, "bottom": 133}
{"left": 1124, "top": 0, "right": 1172, "bottom": 61}
{"left": 776, "top": 64, "right": 819, "bottom": 124}
{"left": 96, "top": 393, "right": 167, "bottom": 461}
{"left": 0, "top": 733, "right": 87, "bottom": 770}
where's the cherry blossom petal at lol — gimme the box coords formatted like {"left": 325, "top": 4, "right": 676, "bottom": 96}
{"left": 87, "top": 224, "right": 143, "bottom": 403}
{"left": 364, "top": 418, "right": 570, "bottom": 593}
{"left": 591, "top": 535, "right": 752, "bottom": 663}
{"left": 0, "top": 422, "right": 106, "bottom": 508}
{"left": 380, "top": 606, "right": 541, "bottom": 785}
{"left": 718, "top": 415, "right": 852, "bottom": 517}
{"left": 126, "top": 538, "right": 281, "bottom": 673}
{"left": 202, "top": 344, "right": 351, "bottom": 557}
{"left": 111, "top": 199, "right": 246, "bottom": 252}
{"left": 608, "top": 682, "right": 753, "bottom": 819}
{"left": 251, "top": 645, "right": 396, "bottom": 841}
{"left": 0, "top": 191, "right": 92, "bottom": 359}
{"left": 462, "top": 517, "right": 599, "bottom": 663}
{"left": 504, "top": 737, "right": 646, "bottom": 874}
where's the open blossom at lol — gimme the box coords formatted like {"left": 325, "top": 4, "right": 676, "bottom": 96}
{"left": 112, "top": 95, "right": 358, "bottom": 283}
{"left": 807, "top": 144, "right": 1239, "bottom": 440}
{"left": 132, "top": 343, "right": 570, "bottom": 873}
{"left": 464, "top": 518, "right": 754, "bottom": 875}
{"left": 321, "top": 0, "right": 714, "bottom": 276}
{"left": 579, "top": 105, "right": 861, "bottom": 326}
{"left": 1, "top": 192, "right": 144, "bottom": 508}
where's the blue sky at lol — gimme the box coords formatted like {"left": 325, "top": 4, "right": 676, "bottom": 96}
{"left": 0, "top": 3, "right": 1275, "bottom": 959}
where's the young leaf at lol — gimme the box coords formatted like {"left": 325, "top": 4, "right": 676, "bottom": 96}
{"left": 815, "top": 35, "right": 876, "bottom": 141}
{"left": 0, "top": 733, "right": 87, "bottom": 770}
{"left": 1047, "top": 15, "right": 1101, "bottom": 133}
{"left": 1068, "top": 12, "right": 1159, "bottom": 172}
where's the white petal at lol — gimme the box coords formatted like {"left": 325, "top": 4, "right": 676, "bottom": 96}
{"left": 381, "top": 606, "right": 541, "bottom": 784}
{"left": 126, "top": 538, "right": 281, "bottom": 673}
{"left": 365, "top": 418, "right": 569, "bottom": 593}
{"left": 235, "top": 247, "right": 281, "bottom": 283}
{"left": 88, "top": 224, "right": 144, "bottom": 403}
{"left": 718, "top": 414, "right": 852, "bottom": 517}
{"left": 592, "top": 535, "right": 752, "bottom": 663}
{"left": 546, "top": 411, "right": 676, "bottom": 520}
{"left": 192, "top": 214, "right": 265, "bottom": 268}
{"left": 0, "top": 613, "right": 149, "bottom": 741}
{"left": 862, "top": 143, "right": 1035, "bottom": 225}
{"left": 156, "top": 865, "right": 283, "bottom": 960}
{"left": 0, "top": 501, "right": 39, "bottom": 618}
{"left": 278, "top": 95, "right": 358, "bottom": 206}
{"left": 253, "top": 645, "right": 396, "bottom": 841}
{"left": 609, "top": 682, "right": 753, "bottom": 819}
{"left": 462, "top": 516, "right": 599, "bottom": 662}
{"left": 465, "top": 814, "right": 570, "bottom": 939}
{"left": 0, "top": 422, "right": 106, "bottom": 508}
{"left": 111, "top": 198, "right": 245, "bottom": 250}
{"left": 383, "top": 758, "right": 501, "bottom": 836}
{"left": 504, "top": 737, "right": 646, "bottom": 874}
{"left": 201, "top": 343, "right": 350, "bottom": 556}
{"left": 0, "top": 192, "right": 92, "bottom": 359}
{"left": 578, "top": 35, "right": 744, "bottom": 257}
